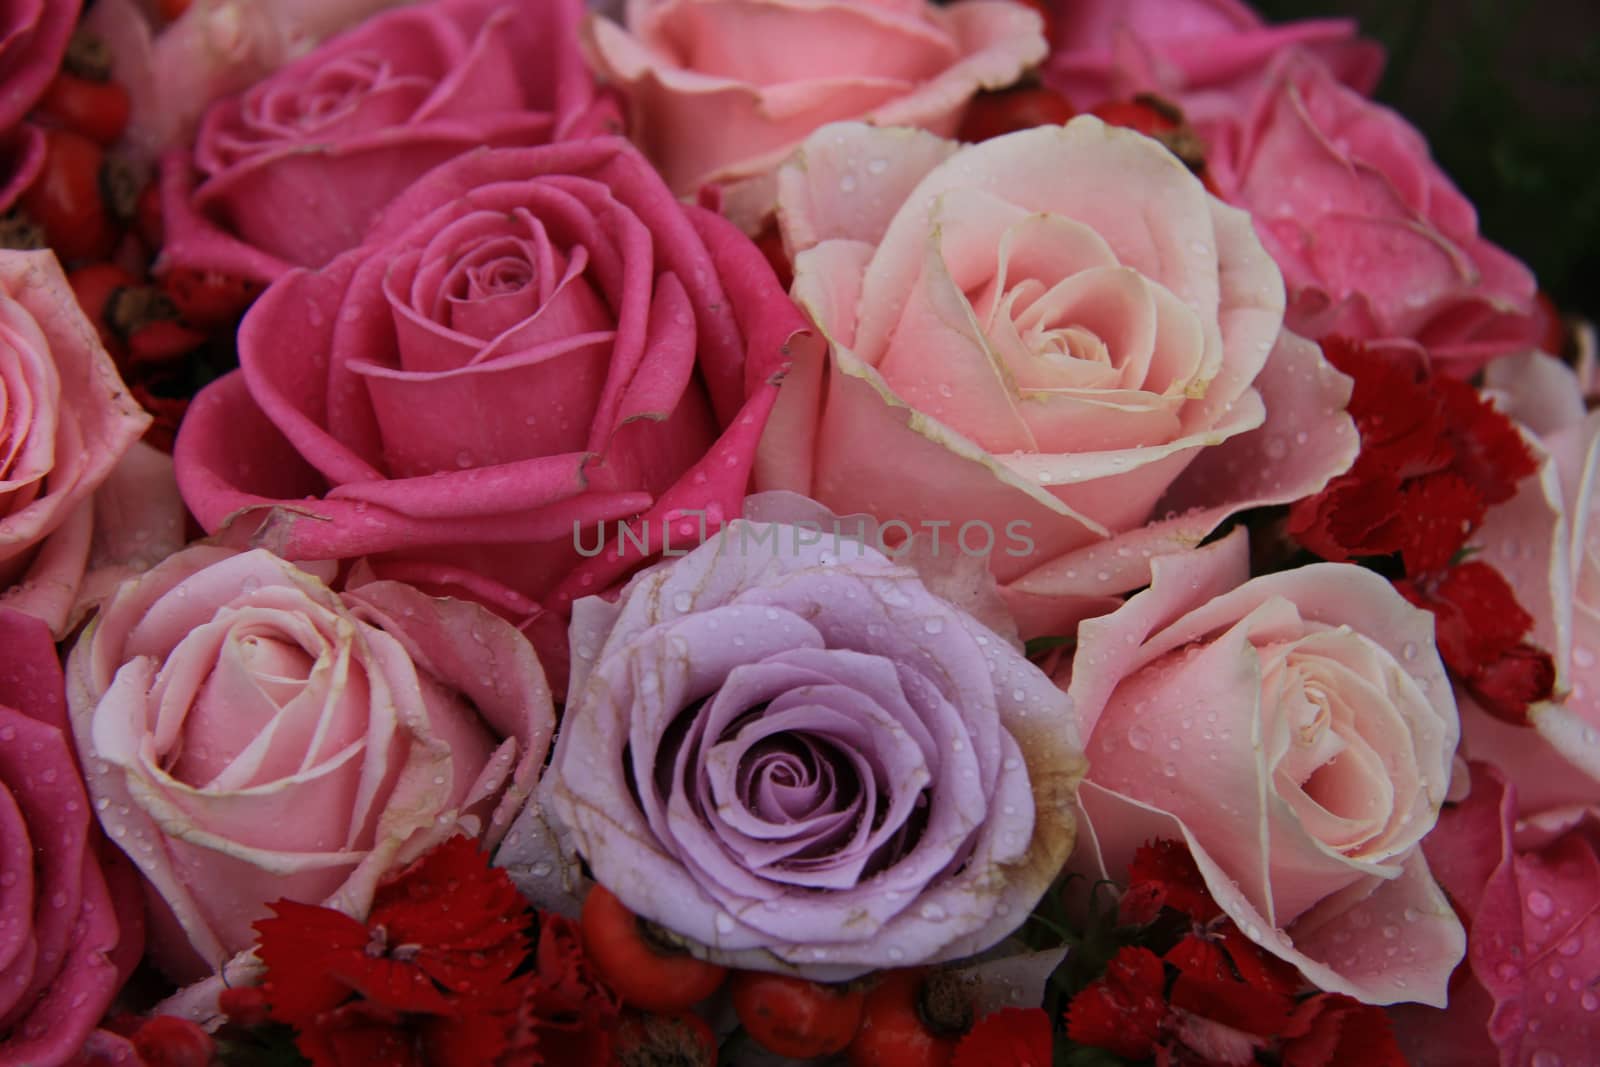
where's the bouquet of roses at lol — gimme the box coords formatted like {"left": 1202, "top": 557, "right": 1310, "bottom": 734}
{"left": 1, "top": 0, "right": 1593, "bottom": 1063}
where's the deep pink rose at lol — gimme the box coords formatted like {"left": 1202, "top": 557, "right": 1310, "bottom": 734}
{"left": 0, "top": 608, "right": 142, "bottom": 1067}
{"left": 538, "top": 495, "right": 1084, "bottom": 977}
{"left": 159, "top": 0, "right": 612, "bottom": 284}
{"left": 86, "top": 0, "right": 420, "bottom": 158}
{"left": 1042, "top": 0, "right": 1382, "bottom": 118}
{"left": 67, "top": 546, "right": 555, "bottom": 983}
{"left": 1206, "top": 55, "right": 1540, "bottom": 370}
{"left": 758, "top": 118, "right": 1356, "bottom": 640}
{"left": 0, "top": 0, "right": 79, "bottom": 207}
{"left": 1060, "top": 530, "right": 1464, "bottom": 1005}
{"left": 1392, "top": 763, "right": 1600, "bottom": 1067}
{"left": 2, "top": 250, "right": 161, "bottom": 637}
{"left": 174, "top": 137, "right": 804, "bottom": 686}
{"left": 1453, "top": 352, "right": 1600, "bottom": 805}
{"left": 583, "top": 0, "right": 1046, "bottom": 226}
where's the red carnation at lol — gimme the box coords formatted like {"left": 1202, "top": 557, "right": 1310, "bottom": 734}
{"left": 952, "top": 1008, "right": 1052, "bottom": 1066}
{"left": 1289, "top": 336, "right": 1552, "bottom": 720}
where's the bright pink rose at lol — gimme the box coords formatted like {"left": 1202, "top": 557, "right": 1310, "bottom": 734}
{"left": 0, "top": 609, "right": 142, "bottom": 1067}
{"left": 0, "top": 0, "right": 78, "bottom": 130}
{"left": 1206, "top": 55, "right": 1540, "bottom": 370}
{"left": 67, "top": 546, "right": 555, "bottom": 983}
{"left": 1060, "top": 530, "right": 1465, "bottom": 1005}
{"left": 1456, "top": 352, "right": 1600, "bottom": 805}
{"left": 158, "top": 0, "right": 611, "bottom": 284}
{"left": 86, "top": 0, "right": 420, "bottom": 158}
{"left": 1043, "top": 0, "right": 1382, "bottom": 117}
{"left": 175, "top": 138, "right": 805, "bottom": 682}
{"left": 2, "top": 250, "right": 162, "bottom": 637}
{"left": 758, "top": 118, "right": 1357, "bottom": 640}
{"left": 1393, "top": 763, "right": 1600, "bottom": 1066}
{"left": 583, "top": 0, "right": 1046, "bottom": 226}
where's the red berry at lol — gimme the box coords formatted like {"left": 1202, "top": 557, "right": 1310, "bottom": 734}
{"left": 127, "top": 319, "right": 207, "bottom": 368}
{"left": 135, "top": 180, "right": 164, "bottom": 250}
{"left": 580, "top": 885, "right": 727, "bottom": 1013}
{"left": 19, "top": 129, "right": 119, "bottom": 263}
{"left": 131, "top": 1016, "right": 216, "bottom": 1067}
{"left": 1090, "top": 98, "right": 1180, "bottom": 138}
{"left": 161, "top": 267, "right": 263, "bottom": 330}
{"left": 67, "top": 262, "right": 140, "bottom": 355}
{"left": 37, "top": 72, "right": 131, "bottom": 145}
{"left": 848, "top": 970, "right": 973, "bottom": 1067}
{"left": 958, "top": 85, "right": 1076, "bottom": 142}
{"left": 615, "top": 1011, "right": 718, "bottom": 1067}
{"left": 732, "top": 971, "right": 866, "bottom": 1059}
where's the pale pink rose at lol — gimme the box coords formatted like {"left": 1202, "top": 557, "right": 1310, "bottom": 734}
{"left": 1, "top": 250, "right": 160, "bottom": 637}
{"left": 1060, "top": 529, "right": 1464, "bottom": 1005}
{"left": 66, "top": 546, "right": 555, "bottom": 982}
{"left": 1206, "top": 55, "right": 1540, "bottom": 370}
{"left": 1392, "top": 763, "right": 1600, "bottom": 1066}
{"left": 1454, "top": 352, "right": 1600, "bottom": 804}
{"left": 758, "top": 118, "right": 1357, "bottom": 640}
{"left": 86, "top": 0, "right": 420, "bottom": 158}
{"left": 583, "top": 0, "right": 1046, "bottom": 225}
{"left": 1043, "top": 0, "right": 1382, "bottom": 116}
{"left": 0, "top": 608, "right": 143, "bottom": 1067}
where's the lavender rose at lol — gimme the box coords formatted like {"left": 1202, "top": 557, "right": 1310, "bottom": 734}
{"left": 537, "top": 496, "right": 1085, "bottom": 977}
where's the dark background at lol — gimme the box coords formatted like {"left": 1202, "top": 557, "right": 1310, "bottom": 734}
{"left": 1256, "top": 0, "right": 1600, "bottom": 318}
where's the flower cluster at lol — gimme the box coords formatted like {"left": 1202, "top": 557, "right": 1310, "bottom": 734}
{"left": 0, "top": 0, "right": 1592, "bottom": 1063}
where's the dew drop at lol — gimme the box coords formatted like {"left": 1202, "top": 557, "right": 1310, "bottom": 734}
{"left": 1527, "top": 890, "right": 1556, "bottom": 919}
{"left": 1128, "top": 725, "right": 1152, "bottom": 752}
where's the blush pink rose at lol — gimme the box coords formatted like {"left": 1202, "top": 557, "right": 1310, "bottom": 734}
{"left": 1206, "top": 55, "right": 1540, "bottom": 370}
{"left": 66, "top": 546, "right": 555, "bottom": 982}
{"left": 1043, "top": 0, "right": 1382, "bottom": 117}
{"left": 758, "top": 118, "right": 1357, "bottom": 640}
{"left": 2, "top": 250, "right": 162, "bottom": 637}
{"left": 1060, "top": 529, "right": 1465, "bottom": 1005}
{"left": 86, "top": 0, "right": 420, "bottom": 158}
{"left": 583, "top": 0, "right": 1046, "bottom": 225}
{"left": 1392, "top": 763, "right": 1600, "bottom": 1067}
{"left": 158, "top": 0, "right": 612, "bottom": 284}
{"left": 1454, "top": 352, "right": 1600, "bottom": 805}
{"left": 1, "top": 609, "right": 143, "bottom": 1067}
{"left": 174, "top": 138, "right": 806, "bottom": 684}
